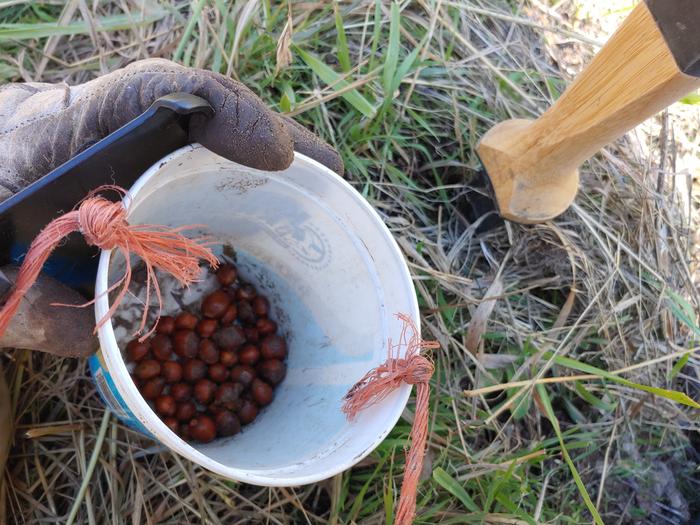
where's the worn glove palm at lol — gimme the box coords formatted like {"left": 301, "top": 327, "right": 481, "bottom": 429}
{"left": 0, "top": 59, "right": 343, "bottom": 356}
{"left": 0, "top": 58, "right": 342, "bottom": 199}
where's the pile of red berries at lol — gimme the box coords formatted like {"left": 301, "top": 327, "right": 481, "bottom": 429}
{"left": 126, "top": 263, "right": 287, "bottom": 443}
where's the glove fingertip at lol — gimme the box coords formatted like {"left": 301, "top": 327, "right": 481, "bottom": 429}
{"left": 280, "top": 116, "right": 344, "bottom": 176}
{"left": 190, "top": 107, "right": 295, "bottom": 172}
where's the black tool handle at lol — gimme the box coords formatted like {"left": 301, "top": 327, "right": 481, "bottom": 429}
{"left": 0, "top": 93, "right": 213, "bottom": 292}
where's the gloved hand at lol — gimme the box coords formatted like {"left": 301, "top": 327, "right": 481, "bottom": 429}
{"left": 0, "top": 58, "right": 343, "bottom": 357}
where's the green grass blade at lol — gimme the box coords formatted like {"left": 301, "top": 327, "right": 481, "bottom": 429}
{"left": 367, "top": 0, "right": 382, "bottom": 74}
{"left": 680, "top": 91, "right": 700, "bottom": 105}
{"left": 536, "top": 385, "right": 604, "bottom": 525}
{"left": 333, "top": 2, "right": 351, "bottom": 72}
{"left": 665, "top": 288, "right": 700, "bottom": 336}
{"left": 293, "top": 46, "right": 376, "bottom": 118}
{"left": 0, "top": 10, "right": 167, "bottom": 41}
{"left": 383, "top": 478, "right": 394, "bottom": 525}
{"left": 549, "top": 353, "right": 700, "bottom": 409}
{"left": 173, "top": 0, "right": 206, "bottom": 62}
{"left": 348, "top": 454, "right": 390, "bottom": 521}
{"left": 573, "top": 381, "right": 616, "bottom": 412}
{"left": 432, "top": 467, "right": 479, "bottom": 512}
{"left": 382, "top": 2, "right": 400, "bottom": 99}
{"left": 669, "top": 353, "right": 690, "bottom": 380}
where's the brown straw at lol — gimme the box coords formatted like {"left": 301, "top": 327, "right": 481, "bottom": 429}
{"left": 0, "top": 186, "right": 218, "bottom": 340}
{"left": 342, "top": 313, "right": 439, "bottom": 525}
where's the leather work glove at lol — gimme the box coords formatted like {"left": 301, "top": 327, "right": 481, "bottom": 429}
{"left": 0, "top": 58, "right": 344, "bottom": 357}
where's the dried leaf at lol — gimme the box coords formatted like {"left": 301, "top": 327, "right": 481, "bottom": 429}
{"left": 275, "top": 8, "right": 293, "bottom": 75}
{"left": 465, "top": 276, "right": 503, "bottom": 355}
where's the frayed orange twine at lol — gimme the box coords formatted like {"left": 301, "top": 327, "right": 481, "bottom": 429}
{"left": 342, "top": 313, "right": 439, "bottom": 525}
{"left": 0, "top": 186, "right": 218, "bottom": 341}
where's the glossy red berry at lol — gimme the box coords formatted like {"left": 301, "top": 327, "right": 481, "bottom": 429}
{"left": 155, "top": 395, "right": 176, "bottom": 417}
{"left": 260, "top": 335, "right": 287, "bottom": 360}
{"left": 198, "top": 339, "right": 220, "bottom": 364}
{"left": 257, "top": 360, "right": 287, "bottom": 385}
{"left": 156, "top": 316, "right": 176, "bottom": 335}
{"left": 201, "top": 290, "right": 231, "bottom": 319}
{"left": 251, "top": 379, "right": 273, "bottom": 406}
{"left": 161, "top": 361, "right": 183, "bottom": 383}
{"left": 252, "top": 296, "right": 270, "bottom": 317}
{"left": 175, "top": 311, "right": 198, "bottom": 331}
{"left": 216, "top": 264, "right": 238, "bottom": 286}
{"left": 151, "top": 334, "right": 173, "bottom": 360}
{"left": 182, "top": 359, "right": 207, "bottom": 383}
{"left": 189, "top": 416, "right": 216, "bottom": 443}
{"left": 171, "top": 382, "right": 192, "bottom": 401}
{"left": 126, "top": 339, "right": 149, "bottom": 362}
{"left": 230, "top": 365, "right": 255, "bottom": 387}
{"left": 196, "top": 318, "right": 218, "bottom": 338}
{"left": 237, "top": 400, "right": 258, "bottom": 424}
{"left": 173, "top": 330, "right": 199, "bottom": 358}
{"left": 215, "top": 411, "right": 241, "bottom": 437}
{"left": 194, "top": 379, "right": 217, "bottom": 405}
{"left": 135, "top": 359, "right": 161, "bottom": 380}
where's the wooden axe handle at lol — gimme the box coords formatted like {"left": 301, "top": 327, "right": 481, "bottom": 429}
{"left": 477, "top": 1, "right": 700, "bottom": 224}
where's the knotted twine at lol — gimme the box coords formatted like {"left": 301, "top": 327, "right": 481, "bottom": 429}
{"left": 343, "top": 313, "right": 439, "bottom": 525}
{"left": 0, "top": 186, "right": 218, "bottom": 341}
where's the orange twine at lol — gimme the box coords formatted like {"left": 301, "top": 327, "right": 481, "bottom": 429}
{"left": 343, "top": 313, "right": 439, "bottom": 525}
{"left": 0, "top": 186, "right": 218, "bottom": 341}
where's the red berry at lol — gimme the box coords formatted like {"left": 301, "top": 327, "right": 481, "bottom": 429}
{"left": 208, "top": 363, "right": 229, "bottom": 383}
{"left": 230, "top": 365, "right": 255, "bottom": 387}
{"left": 156, "top": 316, "right": 176, "bottom": 335}
{"left": 237, "top": 400, "right": 258, "bottom": 424}
{"left": 237, "top": 301, "right": 256, "bottom": 324}
{"left": 198, "top": 339, "right": 220, "bottom": 364}
{"left": 215, "top": 411, "right": 241, "bottom": 437}
{"left": 216, "top": 264, "right": 238, "bottom": 286}
{"left": 171, "top": 382, "right": 192, "bottom": 401}
{"left": 189, "top": 416, "right": 216, "bottom": 443}
{"left": 213, "top": 326, "right": 245, "bottom": 351}
{"left": 196, "top": 318, "right": 218, "bottom": 338}
{"left": 126, "top": 339, "right": 149, "bottom": 362}
{"left": 251, "top": 379, "right": 273, "bottom": 406}
{"left": 201, "top": 290, "right": 231, "bottom": 319}
{"left": 161, "top": 361, "right": 183, "bottom": 383}
{"left": 155, "top": 395, "right": 176, "bottom": 416}
{"left": 260, "top": 335, "right": 287, "bottom": 360}
{"left": 244, "top": 327, "right": 259, "bottom": 343}
{"left": 135, "top": 360, "right": 161, "bottom": 380}
{"left": 173, "top": 330, "right": 199, "bottom": 358}
{"left": 151, "top": 334, "right": 173, "bottom": 361}
{"left": 220, "top": 304, "right": 238, "bottom": 325}
{"left": 256, "top": 318, "right": 277, "bottom": 336}
{"left": 183, "top": 359, "right": 207, "bottom": 383}
{"left": 239, "top": 344, "right": 260, "bottom": 366}
{"left": 176, "top": 401, "right": 197, "bottom": 422}
{"left": 175, "top": 312, "right": 198, "bottom": 331}
{"left": 219, "top": 350, "right": 238, "bottom": 367}
{"left": 252, "top": 296, "right": 270, "bottom": 317}
{"left": 141, "top": 377, "right": 165, "bottom": 399}
{"left": 214, "top": 382, "right": 243, "bottom": 410}
{"left": 258, "top": 360, "right": 287, "bottom": 385}
{"left": 194, "top": 379, "right": 217, "bottom": 405}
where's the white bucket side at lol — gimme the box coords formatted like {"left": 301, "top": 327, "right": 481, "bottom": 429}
{"left": 95, "top": 144, "right": 419, "bottom": 486}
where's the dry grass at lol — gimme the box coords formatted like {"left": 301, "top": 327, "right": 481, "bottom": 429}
{"left": 1, "top": 1, "right": 699, "bottom": 524}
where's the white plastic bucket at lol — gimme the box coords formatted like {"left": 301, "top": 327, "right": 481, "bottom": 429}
{"left": 89, "top": 144, "right": 419, "bottom": 486}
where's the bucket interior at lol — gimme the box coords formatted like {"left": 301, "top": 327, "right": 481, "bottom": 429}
{"left": 100, "top": 145, "right": 418, "bottom": 483}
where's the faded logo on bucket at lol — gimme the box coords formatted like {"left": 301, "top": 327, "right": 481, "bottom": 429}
{"left": 88, "top": 351, "right": 154, "bottom": 438}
